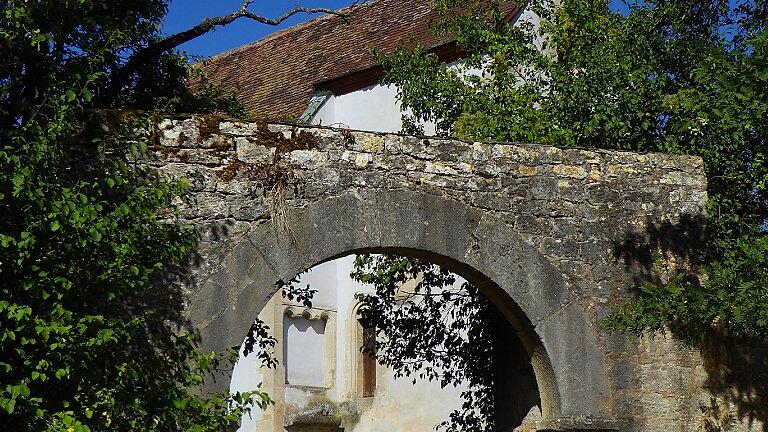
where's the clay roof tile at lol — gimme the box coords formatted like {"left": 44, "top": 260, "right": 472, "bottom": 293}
{"left": 198, "top": 0, "right": 518, "bottom": 119}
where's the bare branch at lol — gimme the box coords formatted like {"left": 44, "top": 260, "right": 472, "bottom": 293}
{"left": 99, "top": 1, "right": 357, "bottom": 103}
{"left": 156, "top": 1, "right": 353, "bottom": 57}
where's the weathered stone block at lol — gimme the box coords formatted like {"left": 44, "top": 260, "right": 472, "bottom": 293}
{"left": 235, "top": 137, "right": 276, "bottom": 164}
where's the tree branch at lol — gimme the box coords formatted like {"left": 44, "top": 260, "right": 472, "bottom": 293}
{"left": 100, "top": 0, "right": 356, "bottom": 103}
{"left": 155, "top": 1, "right": 353, "bottom": 60}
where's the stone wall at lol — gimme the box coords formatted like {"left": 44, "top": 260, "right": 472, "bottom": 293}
{"left": 144, "top": 115, "right": 764, "bottom": 431}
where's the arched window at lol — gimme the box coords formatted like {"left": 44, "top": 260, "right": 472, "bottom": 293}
{"left": 357, "top": 314, "right": 376, "bottom": 397}
{"left": 350, "top": 303, "right": 376, "bottom": 398}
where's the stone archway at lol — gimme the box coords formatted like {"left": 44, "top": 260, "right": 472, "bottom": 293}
{"left": 190, "top": 191, "right": 612, "bottom": 430}
{"left": 151, "top": 116, "right": 708, "bottom": 431}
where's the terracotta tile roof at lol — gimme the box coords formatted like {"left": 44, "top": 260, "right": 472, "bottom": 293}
{"left": 198, "top": 0, "right": 518, "bottom": 120}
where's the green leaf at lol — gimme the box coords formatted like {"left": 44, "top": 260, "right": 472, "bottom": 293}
{"left": 88, "top": 228, "right": 101, "bottom": 242}
{"left": 2, "top": 398, "right": 15, "bottom": 414}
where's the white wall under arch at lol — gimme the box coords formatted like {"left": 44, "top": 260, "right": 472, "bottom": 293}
{"left": 230, "top": 255, "right": 497, "bottom": 432}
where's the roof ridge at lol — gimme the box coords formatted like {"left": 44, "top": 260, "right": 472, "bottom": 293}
{"left": 200, "top": 0, "right": 380, "bottom": 64}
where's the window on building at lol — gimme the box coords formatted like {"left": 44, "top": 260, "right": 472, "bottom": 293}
{"left": 284, "top": 315, "right": 327, "bottom": 387}
{"left": 357, "top": 315, "right": 376, "bottom": 397}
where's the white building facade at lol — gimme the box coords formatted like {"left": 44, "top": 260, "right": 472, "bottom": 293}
{"left": 230, "top": 256, "right": 475, "bottom": 432}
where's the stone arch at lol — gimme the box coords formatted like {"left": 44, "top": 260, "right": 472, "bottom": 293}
{"left": 191, "top": 189, "right": 616, "bottom": 430}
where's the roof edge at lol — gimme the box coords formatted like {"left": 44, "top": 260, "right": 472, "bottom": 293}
{"left": 197, "top": 0, "right": 378, "bottom": 65}
{"left": 313, "top": 2, "right": 521, "bottom": 97}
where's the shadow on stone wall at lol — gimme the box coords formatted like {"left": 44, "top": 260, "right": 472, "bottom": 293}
{"left": 612, "top": 215, "right": 767, "bottom": 431}
{"left": 699, "top": 338, "right": 768, "bottom": 431}
{"left": 179, "top": 219, "right": 251, "bottom": 394}
{"left": 612, "top": 214, "right": 707, "bottom": 286}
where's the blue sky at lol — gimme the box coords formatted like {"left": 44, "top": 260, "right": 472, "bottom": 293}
{"left": 163, "top": 0, "right": 744, "bottom": 58}
{"left": 163, "top": 0, "right": 354, "bottom": 58}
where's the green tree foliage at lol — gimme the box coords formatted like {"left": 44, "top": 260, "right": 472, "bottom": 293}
{"left": 377, "top": 0, "right": 768, "bottom": 343}
{"left": 0, "top": 1, "right": 272, "bottom": 430}
{"left": 346, "top": 254, "right": 542, "bottom": 432}
{"left": 350, "top": 255, "right": 506, "bottom": 432}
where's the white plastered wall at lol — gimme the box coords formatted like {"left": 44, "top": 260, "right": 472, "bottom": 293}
{"left": 231, "top": 255, "right": 467, "bottom": 432}
{"left": 312, "top": 84, "right": 409, "bottom": 134}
